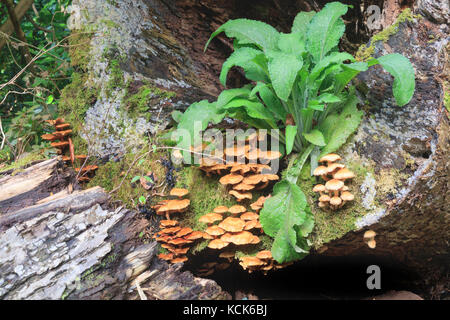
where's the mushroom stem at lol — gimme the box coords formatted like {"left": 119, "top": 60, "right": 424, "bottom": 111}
{"left": 321, "top": 175, "right": 330, "bottom": 181}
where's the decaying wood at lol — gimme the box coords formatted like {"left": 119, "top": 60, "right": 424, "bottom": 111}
{"left": 0, "top": 159, "right": 229, "bottom": 300}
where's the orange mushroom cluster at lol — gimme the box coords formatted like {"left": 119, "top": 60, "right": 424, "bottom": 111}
{"left": 312, "top": 153, "right": 355, "bottom": 210}
{"left": 239, "top": 250, "right": 293, "bottom": 274}
{"left": 153, "top": 188, "right": 204, "bottom": 264}
{"left": 195, "top": 133, "right": 281, "bottom": 202}
{"left": 42, "top": 118, "right": 95, "bottom": 183}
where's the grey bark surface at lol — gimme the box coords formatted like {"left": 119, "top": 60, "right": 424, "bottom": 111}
{"left": 0, "top": 158, "right": 229, "bottom": 300}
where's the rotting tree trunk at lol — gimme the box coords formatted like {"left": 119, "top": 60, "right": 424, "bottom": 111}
{"left": 56, "top": 0, "right": 448, "bottom": 298}
{"left": 0, "top": 157, "right": 230, "bottom": 300}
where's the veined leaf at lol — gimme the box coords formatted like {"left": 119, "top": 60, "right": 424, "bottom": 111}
{"left": 373, "top": 53, "right": 415, "bottom": 106}
{"left": 251, "top": 82, "right": 287, "bottom": 121}
{"left": 318, "top": 94, "right": 363, "bottom": 156}
{"left": 221, "top": 99, "right": 274, "bottom": 120}
{"left": 205, "top": 19, "right": 280, "bottom": 52}
{"left": 217, "top": 86, "right": 253, "bottom": 108}
{"left": 285, "top": 125, "right": 297, "bottom": 155}
{"left": 317, "top": 93, "right": 341, "bottom": 103}
{"left": 303, "top": 129, "right": 326, "bottom": 146}
{"left": 292, "top": 11, "right": 316, "bottom": 35}
{"left": 309, "top": 52, "right": 354, "bottom": 82}
{"left": 267, "top": 50, "right": 303, "bottom": 101}
{"left": 306, "top": 2, "right": 349, "bottom": 62}
{"left": 334, "top": 62, "right": 368, "bottom": 93}
{"left": 277, "top": 32, "right": 305, "bottom": 55}
{"left": 260, "top": 180, "right": 311, "bottom": 262}
{"left": 220, "top": 47, "right": 265, "bottom": 86}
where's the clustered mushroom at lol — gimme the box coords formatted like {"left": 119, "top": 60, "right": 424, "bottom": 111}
{"left": 239, "top": 251, "right": 293, "bottom": 275}
{"left": 312, "top": 153, "right": 355, "bottom": 210}
{"left": 153, "top": 188, "right": 204, "bottom": 264}
{"left": 363, "top": 230, "right": 377, "bottom": 249}
{"left": 196, "top": 133, "right": 281, "bottom": 202}
{"left": 42, "top": 118, "right": 94, "bottom": 183}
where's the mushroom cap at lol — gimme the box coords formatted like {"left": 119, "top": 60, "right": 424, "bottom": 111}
{"left": 51, "top": 141, "right": 69, "bottom": 149}
{"left": 158, "top": 226, "right": 181, "bottom": 234}
{"left": 219, "top": 251, "right": 235, "bottom": 259}
{"left": 260, "top": 150, "right": 282, "bottom": 160}
{"left": 171, "top": 256, "right": 188, "bottom": 263}
{"left": 319, "top": 195, "right": 331, "bottom": 202}
{"left": 170, "top": 188, "right": 189, "bottom": 198}
{"left": 318, "top": 201, "right": 327, "bottom": 208}
{"left": 240, "top": 212, "right": 259, "bottom": 221}
{"left": 342, "top": 185, "right": 349, "bottom": 191}
{"left": 219, "top": 173, "right": 244, "bottom": 185}
{"left": 55, "top": 123, "right": 70, "bottom": 130}
{"left": 330, "top": 196, "right": 342, "bottom": 206}
{"left": 245, "top": 149, "right": 261, "bottom": 161}
{"left": 244, "top": 220, "right": 258, "bottom": 231}
{"left": 220, "top": 231, "right": 255, "bottom": 245}
{"left": 325, "top": 179, "right": 345, "bottom": 191}
{"left": 319, "top": 153, "right": 341, "bottom": 163}
{"left": 230, "top": 164, "right": 252, "bottom": 175}
{"left": 313, "top": 184, "right": 326, "bottom": 193}
{"left": 218, "top": 217, "right": 246, "bottom": 232}
{"left": 242, "top": 174, "right": 264, "bottom": 185}
{"left": 233, "top": 183, "right": 255, "bottom": 191}
{"left": 41, "top": 133, "right": 58, "bottom": 141}
{"left": 198, "top": 213, "right": 223, "bottom": 224}
{"left": 239, "top": 256, "right": 265, "bottom": 268}
{"left": 169, "top": 238, "right": 193, "bottom": 246}
{"left": 363, "top": 230, "right": 377, "bottom": 239}
{"left": 224, "top": 146, "right": 247, "bottom": 157}
{"left": 313, "top": 166, "right": 329, "bottom": 176}
{"left": 250, "top": 195, "right": 270, "bottom": 211}
{"left": 213, "top": 206, "right": 228, "bottom": 214}
{"left": 169, "top": 247, "right": 189, "bottom": 255}
{"left": 208, "top": 239, "right": 229, "bottom": 249}
{"left": 205, "top": 225, "right": 225, "bottom": 236}
{"left": 175, "top": 227, "right": 193, "bottom": 238}
{"left": 158, "top": 253, "right": 174, "bottom": 261}
{"left": 157, "top": 199, "right": 190, "bottom": 214}
{"left": 256, "top": 250, "right": 272, "bottom": 260}
{"left": 184, "top": 231, "right": 205, "bottom": 240}
{"left": 229, "top": 190, "right": 252, "bottom": 201}
{"left": 327, "top": 163, "right": 346, "bottom": 173}
{"left": 228, "top": 205, "right": 247, "bottom": 215}
{"left": 333, "top": 168, "right": 355, "bottom": 180}
{"left": 340, "top": 191, "right": 354, "bottom": 201}
{"left": 251, "top": 235, "right": 261, "bottom": 244}
{"left": 160, "top": 220, "right": 179, "bottom": 228}
{"left": 367, "top": 239, "right": 376, "bottom": 249}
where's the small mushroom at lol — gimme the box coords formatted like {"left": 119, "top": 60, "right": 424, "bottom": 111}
{"left": 333, "top": 168, "right": 355, "bottom": 181}
{"left": 169, "top": 188, "right": 189, "bottom": 198}
{"left": 325, "top": 179, "right": 345, "bottom": 197}
{"left": 313, "top": 184, "right": 326, "bottom": 196}
{"left": 171, "top": 256, "right": 188, "bottom": 264}
{"left": 319, "top": 153, "right": 342, "bottom": 165}
{"left": 240, "top": 212, "right": 259, "bottom": 221}
{"left": 228, "top": 205, "right": 247, "bottom": 215}
{"left": 213, "top": 206, "right": 228, "bottom": 214}
{"left": 205, "top": 226, "right": 225, "bottom": 237}
{"left": 340, "top": 191, "right": 354, "bottom": 207}
{"left": 175, "top": 227, "right": 193, "bottom": 238}
{"left": 219, "top": 173, "right": 244, "bottom": 186}
{"left": 330, "top": 196, "right": 342, "bottom": 210}
{"left": 55, "top": 123, "right": 71, "bottom": 130}
{"left": 184, "top": 231, "right": 205, "bottom": 240}
{"left": 220, "top": 231, "right": 255, "bottom": 245}
{"left": 218, "top": 217, "right": 246, "bottom": 233}
{"left": 208, "top": 239, "right": 229, "bottom": 249}
{"left": 313, "top": 165, "right": 330, "bottom": 181}
{"left": 158, "top": 253, "right": 174, "bottom": 261}
{"left": 229, "top": 190, "right": 252, "bottom": 202}
{"left": 233, "top": 183, "right": 255, "bottom": 192}
{"left": 198, "top": 213, "right": 223, "bottom": 225}
{"left": 219, "top": 251, "right": 235, "bottom": 262}
{"left": 160, "top": 220, "right": 179, "bottom": 228}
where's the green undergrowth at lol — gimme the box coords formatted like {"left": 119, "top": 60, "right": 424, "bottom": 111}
{"left": 356, "top": 9, "right": 420, "bottom": 61}
{"left": 0, "top": 150, "right": 48, "bottom": 174}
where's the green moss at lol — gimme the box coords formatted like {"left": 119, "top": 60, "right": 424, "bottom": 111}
{"left": 0, "top": 150, "right": 47, "bottom": 174}
{"left": 106, "top": 59, "right": 125, "bottom": 96}
{"left": 444, "top": 82, "right": 450, "bottom": 113}
{"left": 68, "top": 28, "right": 93, "bottom": 70}
{"left": 356, "top": 9, "right": 421, "bottom": 62}
{"left": 123, "top": 83, "right": 176, "bottom": 121}
{"left": 58, "top": 72, "right": 98, "bottom": 154}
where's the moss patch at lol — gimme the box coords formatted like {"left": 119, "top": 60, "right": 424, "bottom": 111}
{"left": 68, "top": 29, "right": 93, "bottom": 70}
{"left": 356, "top": 9, "right": 421, "bottom": 62}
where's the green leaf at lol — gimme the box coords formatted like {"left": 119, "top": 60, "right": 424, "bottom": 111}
{"left": 251, "top": 82, "right": 287, "bottom": 121}
{"left": 267, "top": 50, "right": 303, "bottom": 101}
{"left": 217, "top": 86, "right": 253, "bottom": 108}
{"left": 319, "top": 94, "right": 363, "bottom": 156}
{"left": 285, "top": 125, "right": 297, "bottom": 155}
{"left": 291, "top": 11, "right": 316, "bottom": 35}
{"left": 303, "top": 129, "right": 326, "bottom": 146}
{"left": 277, "top": 32, "right": 305, "bottom": 55}
{"left": 219, "top": 47, "right": 265, "bottom": 86}
{"left": 260, "top": 180, "right": 311, "bottom": 262}
{"left": 138, "top": 196, "right": 146, "bottom": 205}
{"left": 334, "top": 62, "right": 368, "bottom": 93}
{"left": 374, "top": 53, "right": 416, "bottom": 106}
{"left": 131, "top": 176, "right": 141, "bottom": 183}
{"left": 205, "top": 19, "right": 280, "bottom": 52}
{"left": 171, "top": 110, "right": 183, "bottom": 123}
{"left": 306, "top": 2, "right": 349, "bottom": 62}
{"left": 221, "top": 99, "right": 274, "bottom": 120}
{"left": 317, "top": 93, "right": 341, "bottom": 103}
{"left": 144, "top": 176, "right": 154, "bottom": 183}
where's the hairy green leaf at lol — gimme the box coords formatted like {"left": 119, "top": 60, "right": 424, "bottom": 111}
{"left": 217, "top": 86, "right": 253, "bottom": 108}
{"left": 251, "top": 82, "right": 287, "bottom": 121}
{"left": 221, "top": 99, "right": 274, "bottom": 120}
{"left": 303, "top": 129, "right": 326, "bottom": 146}
{"left": 374, "top": 53, "right": 416, "bottom": 106}
{"left": 285, "top": 125, "right": 297, "bottom": 155}
{"left": 319, "top": 94, "right": 363, "bottom": 156}
{"left": 267, "top": 50, "right": 303, "bottom": 101}
{"left": 277, "top": 32, "right": 306, "bottom": 55}
{"left": 205, "top": 19, "right": 280, "bottom": 52}
{"left": 260, "top": 180, "right": 311, "bottom": 262}
{"left": 306, "top": 2, "right": 349, "bottom": 62}
{"left": 220, "top": 47, "right": 265, "bottom": 86}
{"left": 291, "top": 11, "right": 316, "bottom": 35}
